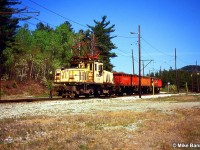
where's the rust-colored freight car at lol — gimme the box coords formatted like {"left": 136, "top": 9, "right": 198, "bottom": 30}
{"left": 157, "top": 79, "right": 162, "bottom": 88}
{"left": 113, "top": 73, "right": 131, "bottom": 86}
{"left": 113, "top": 72, "right": 162, "bottom": 95}
{"left": 151, "top": 78, "right": 162, "bottom": 93}
{"left": 141, "top": 76, "right": 151, "bottom": 86}
{"left": 113, "top": 73, "right": 139, "bottom": 87}
{"left": 113, "top": 73, "right": 134, "bottom": 95}
{"left": 131, "top": 75, "right": 139, "bottom": 86}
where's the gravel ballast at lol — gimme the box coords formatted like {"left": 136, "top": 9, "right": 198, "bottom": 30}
{"left": 0, "top": 94, "right": 200, "bottom": 119}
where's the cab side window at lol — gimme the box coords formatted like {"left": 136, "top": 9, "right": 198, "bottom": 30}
{"left": 99, "top": 65, "right": 103, "bottom": 72}
{"left": 90, "top": 63, "right": 92, "bottom": 71}
{"left": 95, "top": 64, "right": 97, "bottom": 71}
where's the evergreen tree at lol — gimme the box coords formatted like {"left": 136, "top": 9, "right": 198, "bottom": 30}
{"left": 36, "top": 22, "right": 53, "bottom": 32}
{"left": 0, "top": 0, "right": 25, "bottom": 76}
{"left": 88, "top": 16, "right": 117, "bottom": 71}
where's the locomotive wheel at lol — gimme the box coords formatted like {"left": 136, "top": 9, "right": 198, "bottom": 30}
{"left": 94, "top": 91, "right": 100, "bottom": 97}
{"left": 62, "top": 95, "right": 66, "bottom": 98}
{"left": 84, "top": 94, "right": 90, "bottom": 98}
{"left": 71, "top": 92, "right": 79, "bottom": 98}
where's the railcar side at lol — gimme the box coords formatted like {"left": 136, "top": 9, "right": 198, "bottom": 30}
{"left": 112, "top": 73, "right": 162, "bottom": 95}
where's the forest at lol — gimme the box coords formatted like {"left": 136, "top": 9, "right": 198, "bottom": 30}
{"left": 0, "top": 1, "right": 117, "bottom": 81}
{"left": 1, "top": 0, "right": 199, "bottom": 93}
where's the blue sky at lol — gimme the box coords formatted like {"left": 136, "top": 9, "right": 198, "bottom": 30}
{"left": 19, "top": 0, "right": 200, "bottom": 74}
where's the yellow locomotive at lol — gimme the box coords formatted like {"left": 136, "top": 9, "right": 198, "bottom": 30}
{"left": 54, "top": 57, "right": 114, "bottom": 98}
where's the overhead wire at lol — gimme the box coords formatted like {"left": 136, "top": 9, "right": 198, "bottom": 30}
{"left": 140, "top": 45, "right": 153, "bottom": 60}
{"left": 20, "top": 13, "right": 57, "bottom": 28}
{"left": 21, "top": 3, "right": 40, "bottom": 12}
{"left": 115, "top": 49, "right": 132, "bottom": 57}
{"left": 116, "top": 48, "right": 131, "bottom": 55}
{"left": 115, "top": 35, "right": 137, "bottom": 38}
{"left": 141, "top": 36, "right": 192, "bottom": 68}
{"left": 139, "top": 36, "right": 177, "bottom": 71}
{"left": 23, "top": 20, "right": 37, "bottom": 27}
{"left": 29, "top": 0, "right": 88, "bottom": 28}
{"left": 141, "top": 37, "right": 174, "bottom": 57}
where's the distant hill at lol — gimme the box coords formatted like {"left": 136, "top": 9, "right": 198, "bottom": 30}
{"left": 180, "top": 65, "right": 200, "bottom": 72}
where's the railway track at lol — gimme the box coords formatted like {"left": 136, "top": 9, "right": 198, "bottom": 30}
{"left": 0, "top": 95, "right": 116, "bottom": 103}
{"left": 0, "top": 94, "right": 136, "bottom": 103}
{"left": 0, "top": 93, "right": 173, "bottom": 104}
{"left": 0, "top": 97, "right": 69, "bottom": 103}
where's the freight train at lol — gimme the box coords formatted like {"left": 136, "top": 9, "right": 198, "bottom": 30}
{"left": 53, "top": 57, "right": 162, "bottom": 98}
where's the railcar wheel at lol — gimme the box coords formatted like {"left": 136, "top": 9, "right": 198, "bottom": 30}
{"left": 85, "top": 94, "right": 90, "bottom": 98}
{"left": 62, "top": 95, "right": 66, "bottom": 98}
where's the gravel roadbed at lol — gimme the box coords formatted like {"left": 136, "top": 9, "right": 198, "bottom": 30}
{"left": 0, "top": 94, "right": 200, "bottom": 119}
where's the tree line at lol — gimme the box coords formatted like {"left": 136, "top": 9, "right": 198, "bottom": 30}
{"left": 151, "top": 67, "right": 200, "bottom": 92}
{"left": 1, "top": 0, "right": 117, "bottom": 81}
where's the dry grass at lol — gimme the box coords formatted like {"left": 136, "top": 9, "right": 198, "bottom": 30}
{"left": 0, "top": 105, "right": 200, "bottom": 150}
{"left": 137, "top": 108, "right": 200, "bottom": 149}
{"left": 145, "top": 94, "right": 200, "bottom": 103}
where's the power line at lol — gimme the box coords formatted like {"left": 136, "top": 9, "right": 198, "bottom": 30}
{"left": 140, "top": 45, "right": 153, "bottom": 59}
{"left": 177, "top": 57, "right": 191, "bottom": 68}
{"left": 141, "top": 37, "right": 174, "bottom": 57}
{"left": 115, "top": 49, "right": 131, "bottom": 57}
{"left": 29, "top": 0, "right": 87, "bottom": 28}
{"left": 115, "top": 35, "right": 137, "bottom": 38}
{"left": 21, "top": 3, "right": 40, "bottom": 12}
{"left": 24, "top": 20, "right": 37, "bottom": 26}
{"left": 20, "top": 13, "right": 56, "bottom": 28}
{"left": 115, "top": 49, "right": 139, "bottom": 63}
{"left": 116, "top": 48, "right": 131, "bottom": 55}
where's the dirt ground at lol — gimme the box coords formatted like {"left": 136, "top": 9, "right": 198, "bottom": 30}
{"left": 0, "top": 94, "right": 200, "bottom": 150}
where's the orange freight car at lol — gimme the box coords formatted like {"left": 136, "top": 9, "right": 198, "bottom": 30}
{"left": 131, "top": 75, "right": 138, "bottom": 86}
{"left": 113, "top": 73, "right": 132, "bottom": 86}
{"left": 141, "top": 76, "right": 151, "bottom": 87}
{"left": 157, "top": 79, "right": 162, "bottom": 88}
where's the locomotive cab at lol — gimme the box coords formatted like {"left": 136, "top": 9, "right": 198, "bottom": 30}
{"left": 54, "top": 60, "right": 106, "bottom": 84}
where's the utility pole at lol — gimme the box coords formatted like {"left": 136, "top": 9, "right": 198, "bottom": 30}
{"left": 138, "top": 25, "right": 141, "bottom": 98}
{"left": 196, "top": 60, "right": 199, "bottom": 92}
{"left": 141, "top": 60, "right": 153, "bottom": 76}
{"left": 160, "top": 66, "right": 162, "bottom": 77}
{"left": 175, "top": 48, "right": 179, "bottom": 93}
{"left": 130, "top": 25, "right": 141, "bottom": 98}
{"left": 192, "top": 72, "right": 194, "bottom": 92}
{"left": 143, "top": 61, "right": 144, "bottom": 76}
{"left": 132, "top": 49, "right": 135, "bottom": 74}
